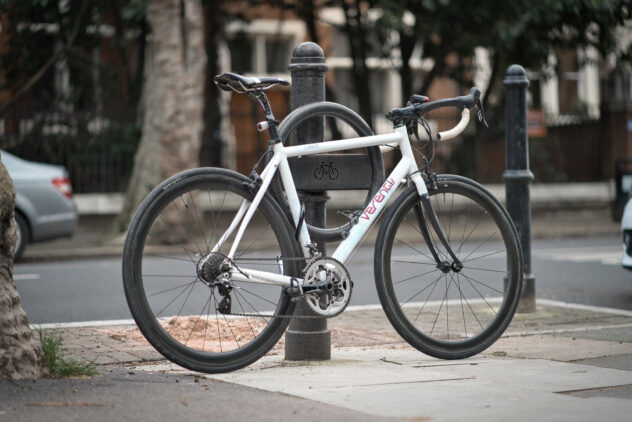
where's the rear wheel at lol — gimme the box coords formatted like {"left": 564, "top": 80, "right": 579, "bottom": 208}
{"left": 123, "top": 168, "right": 301, "bottom": 373}
{"left": 374, "top": 175, "right": 522, "bottom": 359}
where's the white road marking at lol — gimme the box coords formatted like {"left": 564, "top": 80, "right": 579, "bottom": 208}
{"left": 533, "top": 246, "right": 622, "bottom": 266}
{"left": 29, "top": 299, "right": 632, "bottom": 329}
{"left": 31, "top": 319, "right": 136, "bottom": 330}
{"left": 14, "top": 273, "right": 40, "bottom": 280}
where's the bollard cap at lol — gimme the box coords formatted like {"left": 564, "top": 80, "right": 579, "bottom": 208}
{"left": 504, "top": 64, "right": 530, "bottom": 88}
{"left": 289, "top": 42, "right": 329, "bottom": 72}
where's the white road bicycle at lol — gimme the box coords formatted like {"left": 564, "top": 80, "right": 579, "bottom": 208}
{"left": 122, "top": 72, "right": 523, "bottom": 373}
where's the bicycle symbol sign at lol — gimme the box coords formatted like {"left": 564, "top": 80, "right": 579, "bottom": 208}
{"left": 314, "top": 161, "right": 339, "bottom": 180}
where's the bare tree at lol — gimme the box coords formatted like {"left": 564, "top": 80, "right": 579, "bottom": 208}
{"left": 0, "top": 153, "right": 47, "bottom": 380}
{"left": 118, "top": 0, "right": 206, "bottom": 231}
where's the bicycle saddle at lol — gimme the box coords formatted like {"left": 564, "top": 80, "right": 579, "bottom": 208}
{"left": 214, "top": 72, "right": 289, "bottom": 93}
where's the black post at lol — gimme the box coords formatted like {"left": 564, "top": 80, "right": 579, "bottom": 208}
{"left": 284, "top": 42, "right": 331, "bottom": 360}
{"left": 502, "top": 64, "right": 536, "bottom": 313}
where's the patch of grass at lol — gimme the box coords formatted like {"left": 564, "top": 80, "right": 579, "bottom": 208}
{"left": 38, "top": 330, "right": 98, "bottom": 377}
{"left": 491, "top": 351, "right": 508, "bottom": 357}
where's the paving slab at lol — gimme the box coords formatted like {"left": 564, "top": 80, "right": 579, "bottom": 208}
{"left": 484, "top": 334, "right": 632, "bottom": 361}
{"left": 132, "top": 347, "right": 632, "bottom": 422}
{"left": 574, "top": 354, "right": 632, "bottom": 371}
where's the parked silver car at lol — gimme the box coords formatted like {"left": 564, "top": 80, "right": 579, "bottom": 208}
{"left": 1, "top": 150, "right": 78, "bottom": 260}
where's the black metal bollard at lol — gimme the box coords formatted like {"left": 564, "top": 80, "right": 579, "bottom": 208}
{"left": 502, "top": 64, "right": 536, "bottom": 313}
{"left": 284, "top": 42, "right": 331, "bottom": 360}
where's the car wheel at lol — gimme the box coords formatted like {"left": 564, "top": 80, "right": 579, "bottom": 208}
{"left": 14, "top": 212, "right": 29, "bottom": 261}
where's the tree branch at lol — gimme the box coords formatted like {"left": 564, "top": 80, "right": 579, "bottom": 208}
{"left": 0, "top": 3, "right": 88, "bottom": 117}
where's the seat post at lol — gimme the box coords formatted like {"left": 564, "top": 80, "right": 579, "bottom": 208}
{"left": 249, "top": 90, "right": 281, "bottom": 143}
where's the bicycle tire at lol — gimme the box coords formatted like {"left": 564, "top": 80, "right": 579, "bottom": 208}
{"left": 122, "top": 167, "right": 301, "bottom": 373}
{"left": 374, "top": 175, "right": 522, "bottom": 359}
{"left": 273, "top": 101, "right": 384, "bottom": 243}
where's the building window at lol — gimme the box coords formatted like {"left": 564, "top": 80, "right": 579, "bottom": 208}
{"left": 557, "top": 49, "right": 582, "bottom": 114}
{"left": 265, "top": 38, "right": 292, "bottom": 73}
{"left": 227, "top": 32, "right": 253, "bottom": 74}
{"left": 226, "top": 20, "right": 304, "bottom": 76}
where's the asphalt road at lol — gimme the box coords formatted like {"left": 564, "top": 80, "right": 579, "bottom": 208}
{"left": 0, "top": 368, "right": 396, "bottom": 422}
{"left": 14, "top": 235, "right": 632, "bottom": 324}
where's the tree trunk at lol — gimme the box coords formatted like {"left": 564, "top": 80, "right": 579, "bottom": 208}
{"left": 200, "top": 1, "right": 223, "bottom": 167}
{"left": 340, "top": 0, "right": 373, "bottom": 128}
{"left": 0, "top": 154, "right": 47, "bottom": 380}
{"left": 117, "top": 0, "right": 206, "bottom": 231}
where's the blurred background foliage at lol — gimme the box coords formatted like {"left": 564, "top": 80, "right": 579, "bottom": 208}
{"left": 0, "top": 0, "right": 630, "bottom": 190}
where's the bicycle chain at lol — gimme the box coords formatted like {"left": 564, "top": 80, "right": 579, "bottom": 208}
{"left": 223, "top": 256, "right": 334, "bottom": 320}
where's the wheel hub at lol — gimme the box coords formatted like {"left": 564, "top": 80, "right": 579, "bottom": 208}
{"left": 197, "top": 252, "right": 227, "bottom": 285}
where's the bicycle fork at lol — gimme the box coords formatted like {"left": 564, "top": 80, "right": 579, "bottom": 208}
{"left": 413, "top": 196, "right": 464, "bottom": 273}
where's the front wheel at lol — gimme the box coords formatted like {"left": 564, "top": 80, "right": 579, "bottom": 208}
{"left": 374, "top": 175, "right": 522, "bottom": 359}
{"left": 122, "top": 168, "right": 301, "bottom": 373}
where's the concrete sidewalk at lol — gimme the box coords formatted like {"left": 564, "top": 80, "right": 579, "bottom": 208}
{"left": 4, "top": 299, "right": 630, "bottom": 421}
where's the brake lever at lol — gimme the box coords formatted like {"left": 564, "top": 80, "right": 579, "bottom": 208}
{"left": 474, "top": 95, "right": 489, "bottom": 128}
{"left": 404, "top": 100, "right": 421, "bottom": 140}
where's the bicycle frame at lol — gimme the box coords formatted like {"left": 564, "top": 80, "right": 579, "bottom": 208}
{"left": 210, "top": 123, "right": 429, "bottom": 288}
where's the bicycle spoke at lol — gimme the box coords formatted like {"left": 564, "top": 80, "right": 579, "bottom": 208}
{"left": 460, "top": 271, "right": 504, "bottom": 295}
{"left": 146, "top": 253, "right": 197, "bottom": 264}
{"left": 175, "top": 196, "right": 204, "bottom": 256}
{"left": 455, "top": 273, "right": 485, "bottom": 330}
{"left": 234, "top": 289, "right": 272, "bottom": 319}
{"left": 393, "top": 268, "right": 439, "bottom": 285}
{"left": 155, "top": 280, "right": 197, "bottom": 317}
{"left": 429, "top": 273, "right": 454, "bottom": 336}
{"left": 395, "top": 237, "right": 435, "bottom": 263}
{"left": 237, "top": 286, "right": 280, "bottom": 307}
{"left": 462, "top": 266, "right": 506, "bottom": 274}
{"left": 147, "top": 279, "right": 198, "bottom": 297}
{"left": 462, "top": 249, "right": 505, "bottom": 263}
{"left": 405, "top": 271, "right": 443, "bottom": 306}
{"left": 412, "top": 273, "right": 444, "bottom": 323}
{"left": 233, "top": 292, "right": 258, "bottom": 337}
{"left": 456, "top": 274, "right": 467, "bottom": 338}
{"left": 391, "top": 259, "right": 436, "bottom": 266}
{"left": 149, "top": 223, "right": 200, "bottom": 259}
{"left": 457, "top": 204, "right": 472, "bottom": 256}
{"left": 174, "top": 280, "right": 197, "bottom": 318}
{"left": 433, "top": 194, "right": 452, "bottom": 247}
{"left": 211, "top": 292, "right": 223, "bottom": 352}
{"left": 461, "top": 230, "right": 499, "bottom": 262}
{"left": 222, "top": 311, "right": 240, "bottom": 349}
{"left": 189, "top": 191, "right": 210, "bottom": 252}
{"left": 461, "top": 273, "right": 498, "bottom": 313}
{"left": 210, "top": 191, "right": 228, "bottom": 254}
{"left": 185, "top": 295, "right": 212, "bottom": 346}
{"left": 202, "top": 291, "right": 211, "bottom": 351}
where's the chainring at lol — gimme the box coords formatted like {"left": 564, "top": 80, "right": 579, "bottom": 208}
{"left": 303, "top": 257, "right": 352, "bottom": 317}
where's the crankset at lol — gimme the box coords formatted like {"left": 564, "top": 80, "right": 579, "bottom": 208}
{"left": 302, "top": 257, "right": 353, "bottom": 317}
